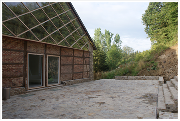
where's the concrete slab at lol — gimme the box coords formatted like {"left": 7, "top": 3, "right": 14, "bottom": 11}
{"left": 166, "top": 81, "right": 174, "bottom": 88}
{"left": 158, "top": 111, "right": 178, "bottom": 119}
{"left": 2, "top": 79, "right": 159, "bottom": 119}
{"left": 174, "top": 76, "right": 178, "bottom": 82}
{"left": 163, "top": 84, "right": 176, "bottom": 112}
{"left": 169, "top": 87, "right": 178, "bottom": 105}
{"left": 171, "top": 79, "right": 178, "bottom": 90}
{"left": 158, "top": 86, "right": 166, "bottom": 111}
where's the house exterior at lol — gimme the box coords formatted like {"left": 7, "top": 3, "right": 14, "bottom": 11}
{"left": 2, "top": 2, "right": 96, "bottom": 95}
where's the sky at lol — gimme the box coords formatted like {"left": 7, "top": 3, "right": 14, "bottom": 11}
{"left": 72, "top": 2, "right": 152, "bottom": 52}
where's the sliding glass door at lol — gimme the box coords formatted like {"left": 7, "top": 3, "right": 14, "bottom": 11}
{"left": 47, "top": 56, "right": 59, "bottom": 85}
{"left": 28, "top": 54, "right": 43, "bottom": 88}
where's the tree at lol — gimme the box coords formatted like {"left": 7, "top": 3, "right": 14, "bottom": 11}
{"left": 94, "top": 28, "right": 104, "bottom": 49}
{"left": 114, "top": 33, "right": 121, "bottom": 46}
{"left": 93, "top": 45, "right": 109, "bottom": 72}
{"left": 104, "top": 29, "right": 113, "bottom": 51}
{"left": 106, "top": 44, "right": 122, "bottom": 70}
{"left": 142, "top": 2, "right": 178, "bottom": 45}
{"left": 93, "top": 28, "right": 123, "bottom": 72}
{"left": 122, "top": 45, "right": 134, "bottom": 63}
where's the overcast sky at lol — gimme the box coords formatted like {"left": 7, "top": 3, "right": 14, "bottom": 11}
{"left": 72, "top": 2, "right": 152, "bottom": 52}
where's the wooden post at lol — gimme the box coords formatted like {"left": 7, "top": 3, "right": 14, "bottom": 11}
{"left": 24, "top": 41, "right": 27, "bottom": 90}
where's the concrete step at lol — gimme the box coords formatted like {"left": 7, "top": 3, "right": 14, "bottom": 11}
{"left": 166, "top": 81, "right": 174, "bottom": 88}
{"left": 170, "top": 79, "right": 178, "bottom": 90}
{"left": 158, "top": 111, "right": 178, "bottom": 119}
{"left": 163, "top": 84, "right": 176, "bottom": 112}
{"left": 169, "top": 86, "right": 178, "bottom": 106}
{"left": 174, "top": 76, "right": 178, "bottom": 82}
{"left": 158, "top": 86, "right": 166, "bottom": 112}
{"left": 27, "top": 85, "right": 63, "bottom": 93}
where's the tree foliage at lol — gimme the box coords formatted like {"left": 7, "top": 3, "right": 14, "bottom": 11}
{"left": 142, "top": 2, "right": 178, "bottom": 45}
{"left": 93, "top": 28, "right": 122, "bottom": 72}
{"left": 106, "top": 44, "right": 122, "bottom": 70}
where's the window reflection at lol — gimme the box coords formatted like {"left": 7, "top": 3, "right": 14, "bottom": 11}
{"left": 66, "top": 10, "right": 75, "bottom": 20}
{"left": 48, "top": 56, "right": 59, "bottom": 85}
{"left": 72, "top": 31, "right": 81, "bottom": 40}
{"left": 52, "top": 3, "right": 64, "bottom": 14}
{"left": 42, "top": 21, "right": 56, "bottom": 34}
{"left": 78, "top": 28, "right": 85, "bottom": 36}
{"left": 4, "top": 2, "right": 24, "bottom": 14}
{"left": 23, "top": 2, "right": 39, "bottom": 11}
{"left": 32, "top": 25, "right": 47, "bottom": 40}
{"left": 2, "top": 2, "right": 89, "bottom": 50}
{"left": 2, "top": 3, "right": 15, "bottom": 21}
{"left": 72, "top": 43, "right": 80, "bottom": 49}
{"left": 59, "top": 40, "right": 69, "bottom": 46}
{"left": 37, "top": 2, "right": 49, "bottom": 7}
{"left": 51, "top": 16, "right": 63, "bottom": 28}
{"left": 20, "top": 31, "right": 38, "bottom": 41}
{"left": 3, "top": 18, "right": 27, "bottom": 35}
{"left": 60, "top": 13, "right": 69, "bottom": 24}
{"left": 66, "top": 35, "right": 75, "bottom": 46}
{"left": 4, "top": 2, "right": 28, "bottom": 16}
{"left": 60, "top": 26, "right": 69, "bottom": 37}
{"left": 59, "top": 2, "right": 69, "bottom": 11}
{"left": 66, "top": 23, "right": 76, "bottom": 33}
{"left": 32, "top": 9, "right": 48, "bottom": 23}
{"left": 2, "top": 26, "right": 14, "bottom": 36}
{"left": 43, "top": 5, "right": 56, "bottom": 18}
{"left": 42, "top": 36, "right": 55, "bottom": 44}
{"left": 78, "top": 39, "right": 85, "bottom": 48}
{"left": 19, "top": 13, "right": 39, "bottom": 29}
{"left": 51, "top": 31, "right": 63, "bottom": 43}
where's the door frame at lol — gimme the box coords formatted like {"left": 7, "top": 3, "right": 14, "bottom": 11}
{"left": 47, "top": 55, "right": 60, "bottom": 86}
{"left": 27, "top": 53, "right": 45, "bottom": 90}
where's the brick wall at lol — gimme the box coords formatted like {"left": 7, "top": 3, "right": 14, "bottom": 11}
{"left": 2, "top": 37, "right": 25, "bottom": 89}
{"left": 60, "top": 48, "right": 90, "bottom": 81}
{"left": 2, "top": 36, "right": 93, "bottom": 95}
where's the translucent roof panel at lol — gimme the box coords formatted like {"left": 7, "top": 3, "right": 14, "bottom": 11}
{"left": 2, "top": 2, "right": 95, "bottom": 50}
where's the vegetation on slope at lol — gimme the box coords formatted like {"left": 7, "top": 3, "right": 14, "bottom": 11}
{"left": 93, "top": 2, "right": 178, "bottom": 80}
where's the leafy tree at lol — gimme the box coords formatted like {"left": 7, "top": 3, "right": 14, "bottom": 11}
{"left": 104, "top": 29, "right": 113, "bottom": 51}
{"left": 93, "top": 28, "right": 123, "bottom": 71}
{"left": 93, "top": 45, "right": 109, "bottom": 72}
{"left": 94, "top": 28, "right": 104, "bottom": 49}
{"left": 114, "top": 33, "right": 121, "bottom": 46}
{"left": 122, "top": 45, "right": 134, "bottom": 63}
{"left": 106, "top": 44, "right": 122, "bottom": 70}
{"left": 142, "top": 2, "right": 178, "bottom": 45}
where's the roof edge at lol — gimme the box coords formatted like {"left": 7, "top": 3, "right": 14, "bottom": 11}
{"left": 67, "top": 2, "right": 96, "bottom": 50}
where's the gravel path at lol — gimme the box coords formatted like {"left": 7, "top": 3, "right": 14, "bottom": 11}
{"left": 2, "top": 79, "right": 159, "bottom": 119}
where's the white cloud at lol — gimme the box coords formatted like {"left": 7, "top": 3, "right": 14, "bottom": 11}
{"left": 72, "top": 2, "right": 151, "bottom": 52}
{"left": 121, "top": 36, "right": 151, "bottom": 52}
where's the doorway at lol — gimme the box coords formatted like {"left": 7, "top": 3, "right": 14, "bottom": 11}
{"left": 47, "top": 56, "right": 60, "bottom": 85}
{"left": 28, "top": 54, "right": 43, "bottom": 88}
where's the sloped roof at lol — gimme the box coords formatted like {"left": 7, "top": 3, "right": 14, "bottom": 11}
{"left": 2, "top": 2, "right": 96, "bottom": 50}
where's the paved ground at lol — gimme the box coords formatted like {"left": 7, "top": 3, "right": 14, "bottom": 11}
{"left": 2, "top": 79, "right": 159, "bottom": 119}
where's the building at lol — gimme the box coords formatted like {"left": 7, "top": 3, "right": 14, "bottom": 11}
{"left": 2, "top": 2, "right": 96, "bottom": 95}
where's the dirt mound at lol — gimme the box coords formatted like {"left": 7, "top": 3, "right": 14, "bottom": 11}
{"left": 137, "top": 44, "right": 178, "bottom": 82}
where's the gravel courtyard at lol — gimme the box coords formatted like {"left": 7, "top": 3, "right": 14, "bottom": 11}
{"left": 2, "top": 79, "right": 159, "bottom": 119}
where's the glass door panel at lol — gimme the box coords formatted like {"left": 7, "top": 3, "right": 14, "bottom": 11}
{"left": 28, "top": 54, "right": 43, "bottom": 88}
{"left": 48, "top": 56, "right": 59, "bottom": 84}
